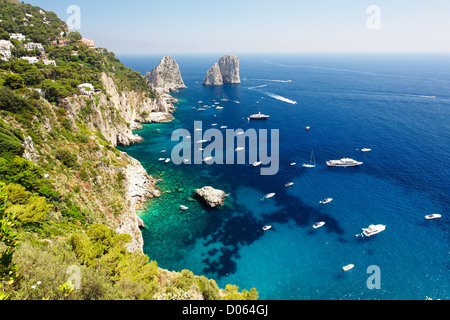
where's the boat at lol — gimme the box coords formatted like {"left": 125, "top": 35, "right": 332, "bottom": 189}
{"left": 326, "top": 158, "right": 363, "bottom": 167}
{"left": 425, "top": 214, "right": 442, "bottom": 220}
{"left": 197, "top": 108, "right": 206, "bottom": 111}
{"left": 197, "top": 140, "right": 208, "bottom": 143}
{"left": 320, "top": 198, "right": 333, "bottom": 204}
{"left": 221, "top": 94, "right": 229, "bottom": 102}
{"left": 204, "top": 157, "right": 213, "bottom": 162}
{"left": 361, "top": 148, "right": 372, "bottom": 152}
{"left": 264, "top": 193, "right": 276, "bottom": 199}
{"left": 263, "top": 225, "right": 272, "bottom": 231}
{"left": 180, "top": 205, "right": 189, "bottom": 210}
{"left": 253, "top": 161, "right": 262, "bottom": 167}
{"left": 313, "top": 222, "right": 325, "bottom": 229}
{"left": 342, "top": 264, "right": 355, "bottom": 272}
{"left": 236, "top": 131, "right": 244, "bottom": 135}
{"left": 305, "top": 126, "right": 311, "bottom": 131}
{"left": 220, "top": 126, "right": 228, "bottom": 129}
{"left": 285, "top": 182, "right": 294, "bottom": 187}
{"left": 249, "top": 112, "right": 270, "bottom": 120}
{"left": 303, "top": 151, "right": 317, "bottom": 168}
{"left": 235, "top": 147, "right": 245, "bottom": 152}
{"left": 362, "top": 224, "right": 386, "bottom": 237}
{"left": 158, "top": 158, "right": 165, "bottom": 161}
{"left": 290, "top": 162, "right": 297, "bottom": 166}
{"left": 211, "top": 123, "right": 217, "bottom": 126}
{"left": 216, "top": 106, "right": 224, "bottom": 110}
{"left": 165, "top": 158, "right": 171, "bottom": 163}
{"left": 286, "top": 80, "right": 293, "bottom": 83}
{"left": 234, "top": 101, "right": 240, "bottom": 104}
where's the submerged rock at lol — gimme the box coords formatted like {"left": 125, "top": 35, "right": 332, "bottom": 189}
{"left": 195, "top": 186, "right": 226, "bottom": 208}
{"left": 203, "top": 55, "right": 240, "bottom": 86}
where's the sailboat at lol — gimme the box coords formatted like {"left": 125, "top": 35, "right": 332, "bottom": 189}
{"left": 302, "top": 151, "right": 317, "bottom": 168}
{"left": 221, "top": 94, "right": 229, "bottom": 102}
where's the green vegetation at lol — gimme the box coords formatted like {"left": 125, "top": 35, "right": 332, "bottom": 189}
{"left": 0, "top": 0, "right": 258, "bottom": 301}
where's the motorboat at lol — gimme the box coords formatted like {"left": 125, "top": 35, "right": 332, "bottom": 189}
{"left": 165, "top": 158, "right": 171, "bottom": 163}
{"left": 361, "top": 148, "right": 372, "bottom": 152}
{"left": 204, "top": 157, "right": 213, "bottom": 162}
{"left": 362, "top": 224, "right": 386, "bottom": 237}
{"left": 313, "top": 222, "right": 325, "bottom": 229}
{"left": 197, "top": 140, "right": 208, "bottom": 143}
{"left": 320, "top": 198, "right": 333, "bottom": 204}
{"left": 197, "top": 108, "right": 206, "bottom": 111}
{"left": 342, "top": 264, "right": 355, "bottom": 272}
{"left": 290, "top": 162, "right": 297, "bottom": 166}
{"left": 425, "top": 214, "right": 442, "bottom": 220}
{"left": 285, "top": 182, "right": 294, "bottom": 187}
{"left": 220, "top": 126, "right": 228, "bottom": 129}
{"left": 253, "top": 161, "right": 262, "bottom": 167}
{"left": 249, "top": 112, "right": 270, "bottom": 120}
{"left": 264, "top": 193, "right": 276, "bottom": 199}
{"left": 221, "top": 94, "right": 229, "bottom": 102}
{"left": 326, "top": 158, "right": 363, "bottom": 167}
{"left": 235, "top": 147, "right": 245, "bottom": 152}
{"left": 216, "top": 106, "right": 224, "bottom": 110}
{"left": 180, "top": 205, "right": 189, "bottom": 210}
{"left": 286, "top": 80, "right": 293, "bottom": 83}
{"left": 305, "top": 126, "right": 311, "bottom": 131}
{"left": 263, "top": 225, "right": 272, "bottom": 231}
{"left": 303, "top": 151, "right": 317, "bottom": 168}
{"left": 158, "top": 158, "right": 165, "bottom": 161}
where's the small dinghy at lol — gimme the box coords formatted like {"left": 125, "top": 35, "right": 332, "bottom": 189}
{"left": 320, "top": 198, "right": 333, "bottom": 204}
{"left": 342, "top": 264, "right": 355, "bottom": 272}
{"left": 313, "top": 222, "right": 325, "bottom": 229}
{"left": 262, "top": 225, "right": 272, "bottom": 231}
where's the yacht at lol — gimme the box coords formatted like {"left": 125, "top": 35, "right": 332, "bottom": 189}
{"left": 320, "top": 198, "right": 333, "bottom": 204}
{"left": 197, "top": 108, "right": 206, "bottom": 111}
{"left": 285, "top": 182, "right": 294, "bottom": 187}
{"left": 425, "top": 214, "right": 442, "bottom": 220}
{"left": 342, "top": 264, "right": 355, "bottom": 272}
{"left": 264, "top": 193, "right": 276, "bottom": 199}
{"left": 303, "top": 151, "right": 317, "bottom": 168}
{"left": 216, "top": 106, "right": 224, "bottom": 110}
{"left": 221, "top": 94, "right": 229, "bottom": 102}
{"left": 326, "top": 158, "right": 363, "bottom": 167}
{"left": 313, "top": 222, "right": 325, "bottom": 229}
{"left": 249, "top": 112, "right": 270, "bottom": 120}
{"left": 180, "top": 205, "right": 189, "bottom": 210}
{"left": 286, "top": 80, "right": 293, "bottom": 83}
{"left": 361, "top": 148, "right": 372, "bottom": 152}
{"left": 362, "top": 224, "right": 386, "bottom": 237}
{"left": 235, "top": 147, "right": 245, "bottom": 152}
{"left": 253, "top": 161, "right": 262, "bottom": 167}
{"left": 204, "top": 157, "right": 213, "bottom": 162}
{"left": 165, "top": 158, "right": 171, "bottom": 163}
{"left": 305, "top": 126, "right": 311, "bottom": 131}
{"left": 263, "top": 225, "right": 272, "bottom": 231}
{"left": 220, "top": 126, "right": 228, "bottom": 129}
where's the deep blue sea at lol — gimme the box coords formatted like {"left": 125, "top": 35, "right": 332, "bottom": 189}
{"left": 117, "top": 53, "right": 449, "bottom": 300}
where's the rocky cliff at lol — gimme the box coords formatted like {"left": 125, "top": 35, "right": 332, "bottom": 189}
{"left": 203, "top": 55, "right": 241, "bottom": 86}
{"left": 146, "top": 55, "right": 187, "bottom": 94}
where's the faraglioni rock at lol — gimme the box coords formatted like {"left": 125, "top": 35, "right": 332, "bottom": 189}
{"left": 195, "top": 186, "right": 226, "bottom": 208}
{"left": 146, "top": 55, "right": 187, "bottom": 94}
{"left": 203, "top": 55, "right": 240, "bottom": 86}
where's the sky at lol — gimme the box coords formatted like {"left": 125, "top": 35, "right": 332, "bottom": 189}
{"left": 27, "top": 0, "right": 450, "bottom": 55}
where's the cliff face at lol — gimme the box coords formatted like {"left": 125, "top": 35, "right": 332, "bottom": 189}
{"left": 146, "top": 55, "right": 187, "bottom": 94}
{"left": 203, "top": 55, "right": 240, "bottom": 86}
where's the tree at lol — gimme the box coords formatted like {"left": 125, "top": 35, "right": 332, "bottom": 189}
{"left": 0, "top": 183, "right": 21, "bottom": 300}
{"left": 1, "top": 72, "right": 25, "bottom": 90}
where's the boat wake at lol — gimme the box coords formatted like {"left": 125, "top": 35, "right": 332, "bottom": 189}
{"left": 248, "top": 85, "right": 297, "bottom": 105}
{"left": 249, "top": 78, "right": 293, "bottom": 83}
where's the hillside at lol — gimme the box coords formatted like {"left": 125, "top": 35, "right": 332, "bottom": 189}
{"left": 0, "top": 0, "right": 258, "bottom": 300}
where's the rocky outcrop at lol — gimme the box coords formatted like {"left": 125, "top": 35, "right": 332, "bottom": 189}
{"left": 202, "top": 63, "right": 223, "bottom": 86}
{"left": 203, "top": 55, "right": 240, "bottom": 86}
{"left": 195, "top": 186, "right": 226, "bottom": 208}
{"left": 116, "top": 156, "right": 160, "bottom": 252}
{"left": 146, "top": 55, "right": 187, "bottom": 94}
{"left": 22, "top": 136, "right": 39, "bottom": 163}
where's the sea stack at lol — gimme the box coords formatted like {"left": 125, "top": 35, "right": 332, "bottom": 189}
{"left": 195, "top": 186, "right": 226, "bottom": 208}
{"left": 203, "top": 55, "right": 240, "bottom": 86}
{"left": 146, "top": 55, "right": 187, "bottom": 94}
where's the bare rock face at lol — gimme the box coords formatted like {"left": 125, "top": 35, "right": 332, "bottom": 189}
{"left": 202, "top": 63, "right": 223, "bottom": 86}
{"left": 195, "top": 186, "right": 226, "bottom": 208}
{"left": 146, "top": 55, "right": 187, "bottom": 94}
{"left": 203, "top": 55, "right": 240, "bottom": 86}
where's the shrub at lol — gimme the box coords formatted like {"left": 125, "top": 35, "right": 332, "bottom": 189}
{"left": 55, "top": 149, "right": 78, "bottom": 168}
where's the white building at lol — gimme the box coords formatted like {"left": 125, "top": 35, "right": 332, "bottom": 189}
{"left": 77, "top": 83, "right": 95, "bottom": 95}
{"left": 25, "top": 42, "right": 44, "bottom": 51}
{"left": 0, "top": 40, "right": 14, "bottom": 50}
{"left": 0, "top": 50, "right": 11, "bottom": 61}
{"left": 21, "top": 56, "right": 39, "bottom": 64}
{"left": 10, "top": 33, "right": 26, "bottom": 41}
{"left": 42, "top": 59, "right": 57, "bottom": 66}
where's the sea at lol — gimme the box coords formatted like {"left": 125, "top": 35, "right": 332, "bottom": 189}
{"left": 117, "top": 53, "right": 449, "bottom": 300}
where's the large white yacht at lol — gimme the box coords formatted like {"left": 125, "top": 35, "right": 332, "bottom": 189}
{"left": 326, "top": 158, "right": 363, "bottom": 167}
{"left": 362, "top": 224, "right": 386, "bottom": 237}
{"left": 249, "top": 112, "right": 270, "bottom": 120}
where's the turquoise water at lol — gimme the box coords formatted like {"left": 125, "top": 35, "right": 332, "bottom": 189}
{"left": 118, "top": 54, "right": 449, "bottom": 300}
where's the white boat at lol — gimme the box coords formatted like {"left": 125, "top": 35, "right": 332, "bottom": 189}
{"left": 204, "top": 156, "right": 213, "bottom": 162}
{"left": 362, "top": 224, "right": 386, "bottom": 237}
{"left": 290, "top": 162, "right": 297, "bottom": 166}
{"left": 221, "top": 94, "right": 229, "bottom": 102}
{"left": 425, "top": 214, "right": 442, "bottom": 220}
{"left": 361, "top": 148, "right": 372, "bottom": 152}
{"left": 216, "top": 106, "right": 224, "bottom": 110}
{"left": 313, "top": 222, "right": 325, "bottom": 229}
{"left": 342, "top": 264, "right": 355, "bottom": 272}
{"left": 303, "top": 151, "right": 317, "bottom": 168}
{"left": 220, "top": 126, "right": 228, "bottom": 129}
{"left": 285, "top": 182, "right": 294, "bottom": 187}
{"left": 253, "top": 162, "right": 262, "bottom": 167}
{"left": 183, "top": 159, "right": 190, "bottom": 163}
{"left": 158, "top": 158, "right": 165, "bottom": 161}
{"left": 180, "top": 205, "right": 189, "bottom": 210}
{"left": 211, "top": 123, "right": 217, "bottom": 126}
{"left": 234, "top": 101, "right": 240, "bottom": 104}
{"left": 326, "top": 158, "right": 363, "bottom": 167}
{"left": 305, "top": 126, "right": 311, "bottom": 131}
{"left": 320, "top": 198, "right": 333, "bottom": 204}
{"left": 235, "top": 147, "right": 245, "bottom": 152}
{"left": 286, "top": 80, "right": 293, "bottom": 83}
{"left": 197, "top": 140, "right": 208, "bottom": 143}
{"left": 249, "top": 112, "right": 270, "bottom": 120}
{"left": 264, "top": 193, "right": 276, "bottom": 199}
{"left": 165, "top": 158, "right": 171, "bottom": 163}
{"left": 195, "top": 128, "right": 202, "bottom": 132}
{"left": 197, "top": 108, "right": 206, "bottom": 111}
{"left": 236, "top": 131, "right": 244, "bottom": 135}
{"left": 263, "top": 225, "right": 272, "bottom": 231}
